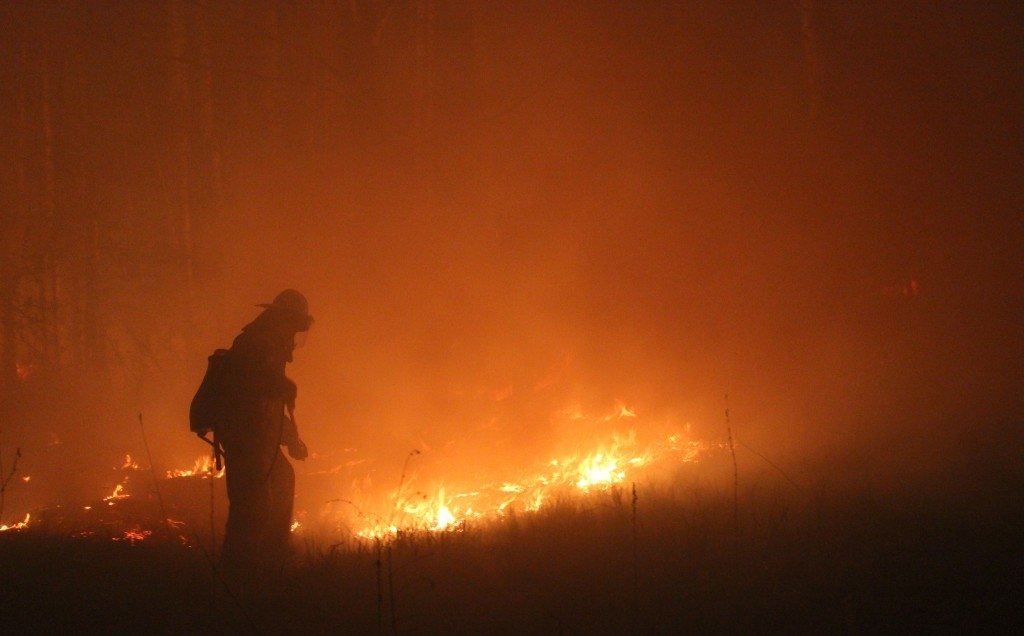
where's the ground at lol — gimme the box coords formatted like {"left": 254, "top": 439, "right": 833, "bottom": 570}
{"left": 2, "top": 465, "right": 1020, "bottom": 634}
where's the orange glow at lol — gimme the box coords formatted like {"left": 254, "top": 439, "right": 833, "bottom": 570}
{"left": 15, "top": 361, "right": 34, "bottom": 381}
{"left": 883, "top": 278, "right": 922, "bottom": 297}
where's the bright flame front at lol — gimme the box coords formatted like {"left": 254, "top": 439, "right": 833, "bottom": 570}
{"left": 350, "top": 406, "right": 707, "bottom": 539}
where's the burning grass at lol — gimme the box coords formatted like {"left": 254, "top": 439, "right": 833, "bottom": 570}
{"left": 2, "top": 467, "right": 1019, "bottom": 634}
{"left": 340, "top": 426, "right": 708, "bottom": 539}
{"left": 2, "top": 403, "right": 1020, "bottom": 632}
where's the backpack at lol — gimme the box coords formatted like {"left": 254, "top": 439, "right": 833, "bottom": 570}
{"left": 189, "top": 349, "right": 235, "bottom": 468}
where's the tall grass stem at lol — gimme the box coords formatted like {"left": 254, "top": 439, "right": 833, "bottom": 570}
{"left": 725, "top": 396, "right": 739, "bottom": 543}
{"left": 631, "top": 482, "right": 639, "bottom": 617}
{"left": 0, "top": 444, "right": 21, "bottom": 524}
{"left": 138, "top": 413, "right": 170, "bottom": 528}
{"left": 375, "top": 537, "right": 384, "bottom": 636}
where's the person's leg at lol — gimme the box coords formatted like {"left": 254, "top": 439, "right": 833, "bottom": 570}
{"left": 220, "top": 444, "right": 270, "bottom": 572}
{"left": 263, "top": 450, "right": 296, "bottom": 568}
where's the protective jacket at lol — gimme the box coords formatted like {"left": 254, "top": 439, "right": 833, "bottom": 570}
{"left": 219, "top": 307, "right": 302, "bottom": 572}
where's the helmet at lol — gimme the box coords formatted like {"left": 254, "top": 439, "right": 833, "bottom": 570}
{"left": 257, "top": 289, "right": 313, "bottom": 331}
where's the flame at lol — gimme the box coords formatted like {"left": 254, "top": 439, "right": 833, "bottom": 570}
{"left": 11, "top": 403, "right": 706, "bottom": 544}
{"left": 351, "top": 405, "right": 707, "bottom": 539}
{"left": 612, "top": 400, "right": 637, "bottom": 419}
{"left": 401, "top": 486, "right": 460, "bottom": 531}
{"left": 575, "top": 453, "right": 626, "bottom": 491}
{"left": 104, "top": 482, "right": 129, "bottom": 504}
{"left": 166, "top": 455, "right": 224, "bottom": 479}
{"left": 0, "top": 513, "right": 31, "bottom": 532}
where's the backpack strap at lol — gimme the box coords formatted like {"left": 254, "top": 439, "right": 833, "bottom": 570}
{"left": 196, "top": 431, "right": 225, "bottom": 471}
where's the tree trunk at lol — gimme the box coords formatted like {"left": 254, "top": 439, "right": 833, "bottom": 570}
{"left": 196, "top": 3, "right": 222, "bottom": 207}
{"left": 170, "top": 0, "right": 195, "bottom": 313}
{"left": 796, "top": 0, "right": 821, "bottom": 122}
{"left": 40, "top": 42, "right": 59, "bottom": 372}
{"left": 0, "top": 36, "right": 30, "bottom": 393}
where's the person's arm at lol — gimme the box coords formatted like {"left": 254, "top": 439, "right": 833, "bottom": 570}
{"left": 283, "top": 407, "right": 307, "bottom": 460}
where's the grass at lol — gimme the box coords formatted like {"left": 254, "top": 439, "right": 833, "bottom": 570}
{"left": 1, "top": 465, "right": 1021, "bottom": 634}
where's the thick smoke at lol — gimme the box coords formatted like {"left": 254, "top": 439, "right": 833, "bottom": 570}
{"left": 1, "top": 2, "right": 1020, "bottom": 518}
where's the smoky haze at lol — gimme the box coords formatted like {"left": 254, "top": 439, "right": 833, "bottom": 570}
{"left": 1, "top": 2, "right": 1020, "bottom": 515}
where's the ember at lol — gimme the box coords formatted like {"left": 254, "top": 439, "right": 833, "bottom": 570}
{"left": 115, "top": 525, "right": 152, "bottom": 544}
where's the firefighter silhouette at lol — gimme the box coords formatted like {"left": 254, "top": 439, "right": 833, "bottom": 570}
{"left": 219, "top": 289, "right": 311, "bottom": 574}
